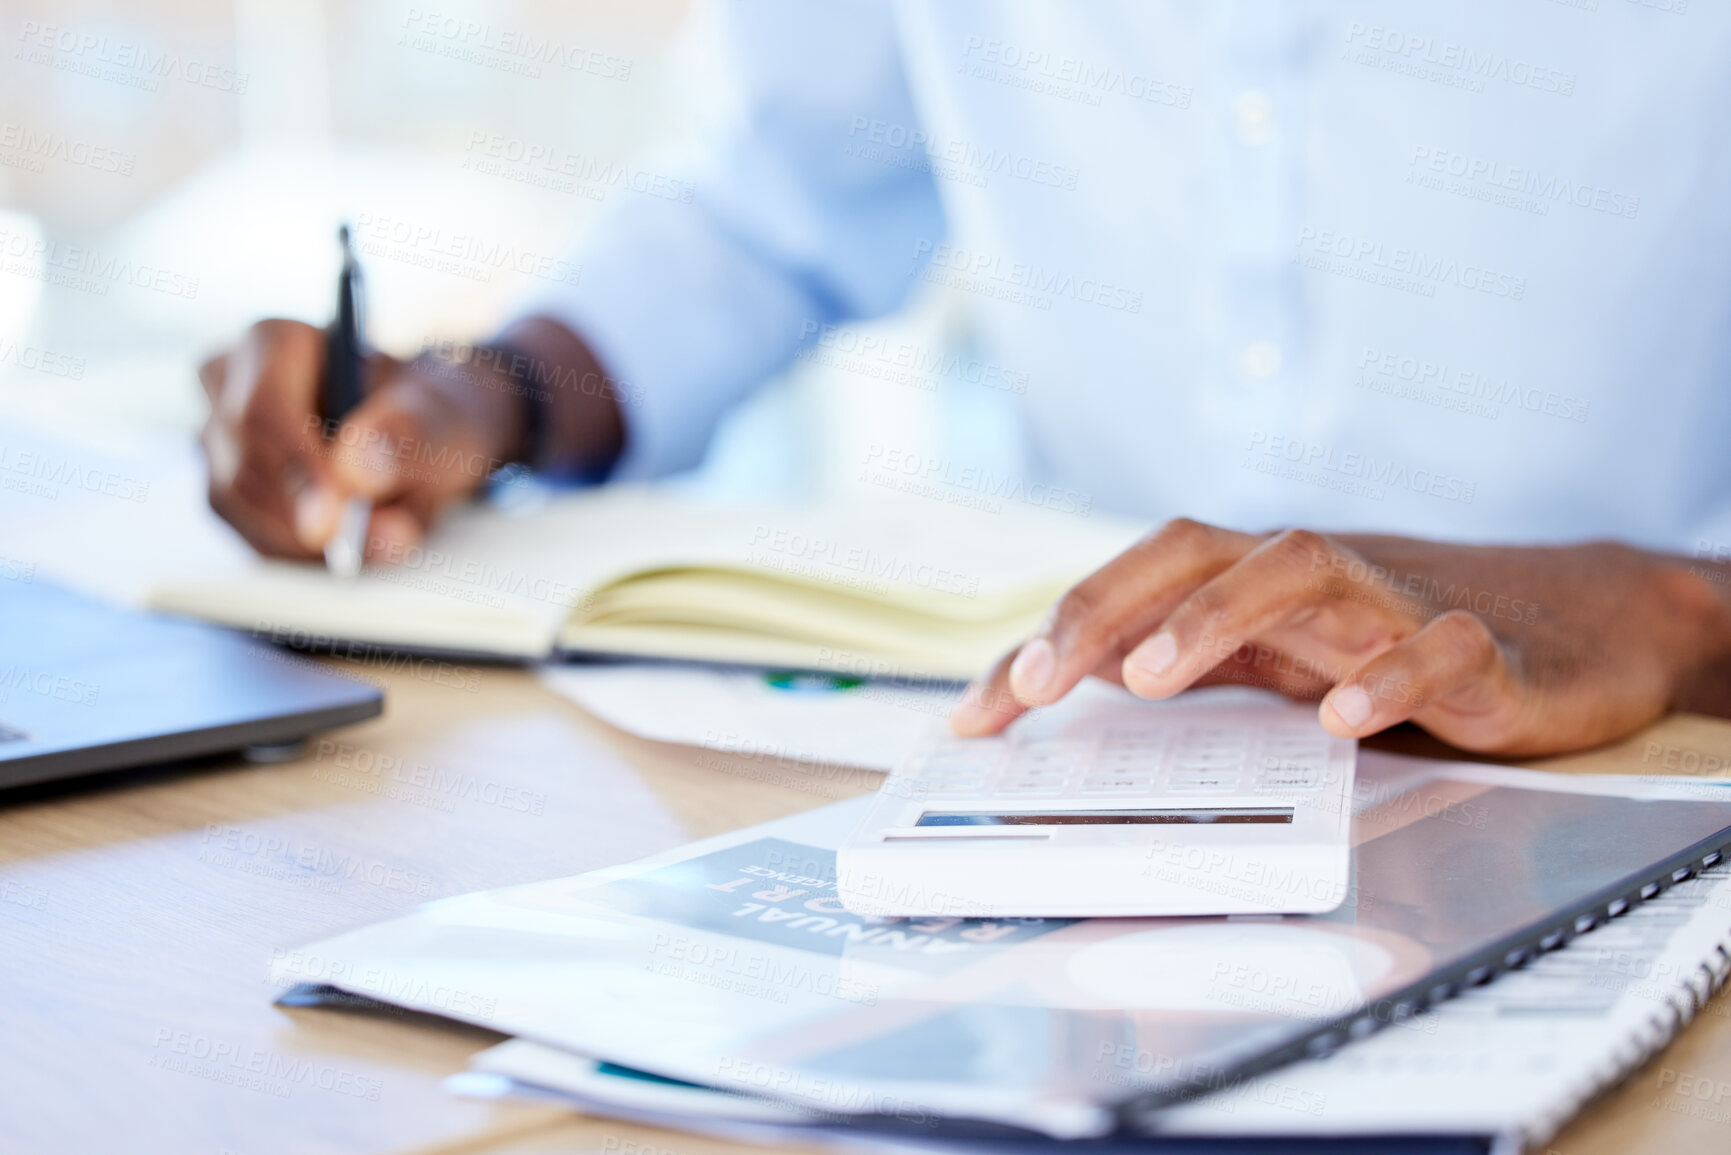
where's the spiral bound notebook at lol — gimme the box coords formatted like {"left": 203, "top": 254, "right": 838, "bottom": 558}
{"left": 1153, "top": 841, "right": 1731, "bottom": 1148}
{"left": 451, "top": 777, "right": 1731, "bottom": 1152}
{"left": 267, "top": 698, "right": 1731, "bottom": 1143}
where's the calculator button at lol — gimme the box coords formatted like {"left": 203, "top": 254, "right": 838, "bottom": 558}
{"left": 1173, "top": 747, "right": 1243, "bottom": 760}
{"left": 1169, "top": 771, "right": 1240, "bottom": 792}
{"left": 1105, "top": 727, "right": 1166, "bottom": 742}
{"left": 1262, "top": 738, "right": 1325, "bottom": 752}
{"left": 1257, "top": 763, "right": 1323, "bottom": 789}
{"left": 1009, "top": 769, "right": 1072, "bottom": 786}
{"left": 1171, "top": 755, "right": 1245, "bottom": 773}
{"left": 1262, "top": 748, "right": 1327, "bottom": 765}
{"left": 1081, "top": 774, "right": 1156, "bottom": 794}
{"left": 1011, "top": 753, "right": 1080, "bottom": 773}
{"left": 1017, "top": 738, "right": 1086, "bottom": 755}
{"left": 1257, "top": 742, "right": 1325, "bottom": 758}
{"left": 994, "top": 777, "right": 1067, "bottom": 796}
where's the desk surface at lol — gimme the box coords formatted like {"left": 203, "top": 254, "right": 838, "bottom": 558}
{"left": 4, "top": 659, "right": 1731, "bottom": 1155}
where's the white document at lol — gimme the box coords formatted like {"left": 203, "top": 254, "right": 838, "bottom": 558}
{"left": 540, "top": 663, "right": 958, "bottom": 773}
{"left": 459, "top": 780, "right": 1731, "bottom": 1152}
{"left": 269, "top": 685, "right": 1731, "bottom": 1140}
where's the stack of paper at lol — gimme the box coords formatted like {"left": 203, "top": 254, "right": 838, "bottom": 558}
{"left": 268, "top": 686, "right": 1731, "bottom": 1147}
{"left": 444, "top": 784, "right": 1731, "bottom": 1151}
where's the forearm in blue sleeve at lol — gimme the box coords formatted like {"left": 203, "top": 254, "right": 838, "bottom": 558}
{"left": 511, "top": 0, "right": 946, "bottom": 480}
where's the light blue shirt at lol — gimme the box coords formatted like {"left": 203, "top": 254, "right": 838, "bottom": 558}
{"left": 519, "top": 0, "right": 1731, "bottom": 555}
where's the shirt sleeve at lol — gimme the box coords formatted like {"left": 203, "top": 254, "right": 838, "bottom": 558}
{"left": 511, "top": 0, "right": 945, "bottom": 480}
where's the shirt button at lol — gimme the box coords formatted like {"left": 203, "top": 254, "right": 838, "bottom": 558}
{"left": 1239, "top": 340, "right": 1282, "bottom": 380}
{"left": 1233, "top": 90, "right": 1274, "bottom": 146}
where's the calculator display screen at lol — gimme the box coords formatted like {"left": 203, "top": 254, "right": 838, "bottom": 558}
{"left": 915, "top": 808, "right": 1294, "bottom": 826}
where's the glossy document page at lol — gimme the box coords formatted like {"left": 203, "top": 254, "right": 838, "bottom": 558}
{"left": 272, "top": 761, "right": 1731, "bottom": 1138}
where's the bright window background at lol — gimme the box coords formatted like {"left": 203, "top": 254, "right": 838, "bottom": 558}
{"left": 0, "top": 0, "right": 1019, "bottom": 506}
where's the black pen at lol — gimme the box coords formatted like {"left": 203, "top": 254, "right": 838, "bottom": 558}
{"left": 321, "top": 224, "right": 369, "bottom": 579}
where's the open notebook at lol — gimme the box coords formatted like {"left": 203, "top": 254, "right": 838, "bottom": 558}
{"left": 148, "top": 488, "right": 1144, "bottom": 680}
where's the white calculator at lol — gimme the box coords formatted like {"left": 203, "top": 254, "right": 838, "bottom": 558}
{"left": 836, "top": 691, "right": 1357, "bottom": 919}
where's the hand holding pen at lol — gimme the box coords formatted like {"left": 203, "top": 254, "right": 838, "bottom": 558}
{"left": 194, "top": 224, "right": 554, "bottom": 566}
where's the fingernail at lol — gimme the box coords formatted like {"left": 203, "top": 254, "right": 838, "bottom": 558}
{"left": 1009, "top": 637, "right": 1056, "bottom": 697}
{"left": 1329, "top": 684, "right": 1374, "bottom": 728}
{"left": 293, "top": 486, "right": 339, "bottom": 548}
{"left": 1128, "top": 631, "right": 1179, "bottom": 678}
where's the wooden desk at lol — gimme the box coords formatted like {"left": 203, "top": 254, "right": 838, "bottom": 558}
{"left": 4, "top": 659, "right": 1730, "bottom": 1154}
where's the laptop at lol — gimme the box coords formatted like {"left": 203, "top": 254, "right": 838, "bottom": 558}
{"left": 0, "top": 580, "right": 383, "bottom": 790}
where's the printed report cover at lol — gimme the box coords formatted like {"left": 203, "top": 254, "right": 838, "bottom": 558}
{"left": 271, "top": 711, "right": 1731, "bottom": 1138}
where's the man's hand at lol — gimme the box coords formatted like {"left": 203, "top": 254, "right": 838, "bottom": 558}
{"left": 950, "top": 520, "right": 1731, "bottom": 756}
{"left": 197, "top": 316, "right": 622, "bottom": 561}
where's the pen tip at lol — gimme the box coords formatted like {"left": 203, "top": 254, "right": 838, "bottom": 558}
{"left": 338, "top": 223, "right": 351, "bottom": 247}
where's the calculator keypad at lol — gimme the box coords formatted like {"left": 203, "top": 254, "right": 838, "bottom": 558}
{"left": 900, "top": 723, "right": 1336, "bottom": 802}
